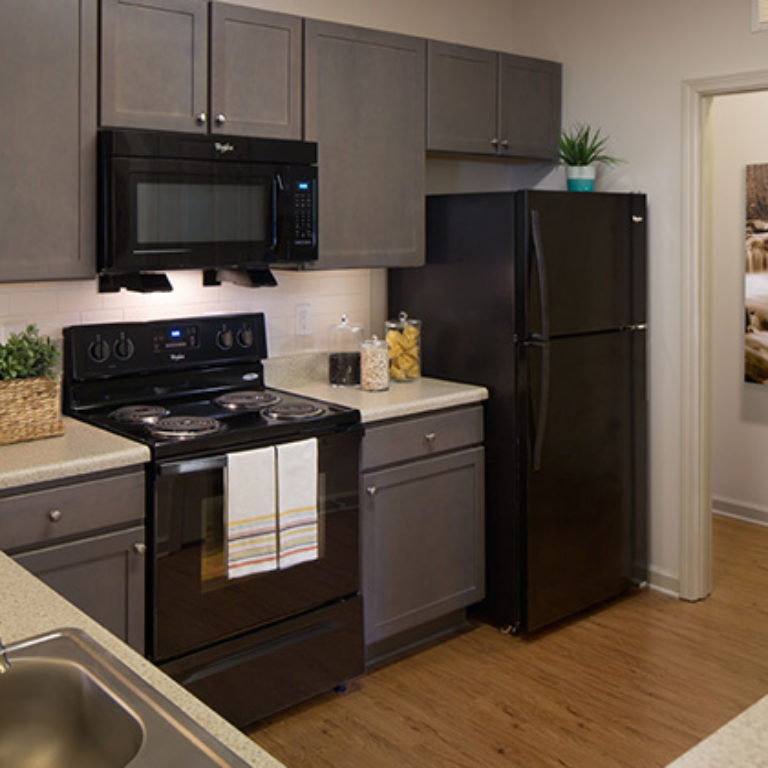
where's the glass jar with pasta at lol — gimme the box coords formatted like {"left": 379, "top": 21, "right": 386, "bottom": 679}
{"left": 385, "top": 311, "right": 421, "bottom": 382}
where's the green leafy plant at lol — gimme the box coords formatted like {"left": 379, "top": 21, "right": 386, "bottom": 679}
{"left": 558, "top": 124, "right": 621, "bottom": 167}
{"left": 0, "top": 325, "right": 59, "bottom": 381}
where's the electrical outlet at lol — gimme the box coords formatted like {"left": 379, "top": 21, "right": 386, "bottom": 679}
{"left": 296, "top": 304, "right": 311, "bottom": 336}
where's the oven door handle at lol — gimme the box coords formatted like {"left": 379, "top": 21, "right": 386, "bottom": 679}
{"left": 157, "top": 456, "right": 227, "bottom": 476}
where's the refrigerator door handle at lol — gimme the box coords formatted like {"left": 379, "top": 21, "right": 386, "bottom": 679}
{"left": 530, "top": 209, "right": 550, "bottom": 343}
{"left": 529, "top": 209, "right": 550, "bottom": 471}
{"left": 528, "top": 338, "right": 550, "bottom": 472}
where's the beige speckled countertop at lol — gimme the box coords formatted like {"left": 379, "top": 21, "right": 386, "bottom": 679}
{"left": 0, "top": 551, "right": 284, "bottom": 767}
{"left": 0, "top": 416, "right": 150, "bottom": 491}
{"left": 667, "top": 696, "right": 768, "bottom": 766}
{"left": 265, "top": 353, "right": 488, "bottom": 422}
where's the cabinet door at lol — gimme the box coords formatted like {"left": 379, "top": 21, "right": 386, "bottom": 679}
{"left": 304, "top": 21, "right": 425, "bottom": 268}
{"left": 426, "top": 40, "right": 498, "bottom": 156}
{"left": 498, "top": 53, "right": 561, "bottom": 160}
{"left": 210, "top": 4, "right": 301, "bottom": 139}
{"left": 0, "top": 0, "right": 96, "bottom": 280}
{"left": 15, "top": 526, "right": 146, "bottom": 653}
{"left": 101, "top": 0, "right": 208, "bottom": 132}
{"left": 361, "top": 447, "right": 485, "bottom": 645}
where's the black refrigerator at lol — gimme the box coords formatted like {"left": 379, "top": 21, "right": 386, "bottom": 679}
{"left": 389, "top": 190, "right": 648, "bottom": 633}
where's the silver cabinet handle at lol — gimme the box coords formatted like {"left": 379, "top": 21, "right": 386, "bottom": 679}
{"left": 500, "top": 139, "right": 509, "bottom": 148}
{"left": 490, "top": 137, "right": 500, "bottom": 146}
{"left": 195, "top": 112, "right": 207, "bottom": 125}
{"left": 215, "top": 114, "right": 227, "bottom": 126}
{"left": 133, "top": 543, "right": 147, "bottom": 555}
{"left": 48, "top": 509, "right": 62, "bottom": 522}
{"left": 424, "top": 432, "right": 436, "bottom": 443}
{"left": 366, "top": 486, "right": 378, "bottom": 497}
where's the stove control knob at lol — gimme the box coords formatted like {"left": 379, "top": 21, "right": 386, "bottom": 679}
{"left": 88, "top": 336, "right": 110, "bottom": 364}
{"left": 237, "top": 325, "right": 254, "bottom": 348}
{"left": 113, "top": 333, "right": 135, "bottom": 361}
{"left": 216, "top": 327, "right": 234, "bottom": 350}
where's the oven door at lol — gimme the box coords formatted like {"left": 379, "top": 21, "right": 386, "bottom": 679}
{"left": 150, "top": 426, "right": 360, "bottom": 662}
{"left": 103, "top": 156, "right": 286, "bottom": 273}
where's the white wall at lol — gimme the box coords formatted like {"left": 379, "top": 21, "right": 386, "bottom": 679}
{"left": 709, "top": 91, "right": 768, "bottom": 520}
{"left": 8, "top": 0, "right": 768, "bottom": 588}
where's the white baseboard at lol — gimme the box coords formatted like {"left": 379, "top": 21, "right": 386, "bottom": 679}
{"left": 712, "top": 496, "right": 768, "bottom": 527}
{"left": 647, "top": 567, "right": 680, "bottom": 597}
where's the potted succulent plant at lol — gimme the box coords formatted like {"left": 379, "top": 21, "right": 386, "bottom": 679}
{"left": 0, "top": 324, "right": 63, "bottom": 445}
{"left": 558, "top": 124, "right": 620, "bottom": 192}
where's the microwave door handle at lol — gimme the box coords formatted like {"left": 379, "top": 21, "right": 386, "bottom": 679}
{"left": 271, "top": 173, "right": 284, "bottom": 250}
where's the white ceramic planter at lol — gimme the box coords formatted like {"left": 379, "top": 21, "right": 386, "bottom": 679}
{"left": 566, "top": 164, "right": 596, "bottom": 192}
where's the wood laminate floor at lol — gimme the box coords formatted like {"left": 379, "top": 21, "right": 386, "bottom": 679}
{"left": 249, "top": 515, "right": 768, "bottom": 767}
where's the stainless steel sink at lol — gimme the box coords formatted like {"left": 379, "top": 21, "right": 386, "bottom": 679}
{"left": 0, "top": 629, "right": 251, "bottom": 768}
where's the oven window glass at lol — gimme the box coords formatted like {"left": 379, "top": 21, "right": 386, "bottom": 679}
{"left": 136, "top": 182, "right": 267, "bottom": 244}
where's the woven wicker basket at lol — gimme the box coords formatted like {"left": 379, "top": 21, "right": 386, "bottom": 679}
{"left": 0, "top": 377, "right": 64, "bottom": 446}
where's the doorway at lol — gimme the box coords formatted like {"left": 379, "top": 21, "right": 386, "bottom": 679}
{"left": 681, "top": 71, "right": 768, "bottom": 600}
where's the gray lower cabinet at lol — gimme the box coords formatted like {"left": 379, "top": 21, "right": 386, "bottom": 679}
{"left": 0, "top": 470, "right": 146, "bottom": 653}
{"left": 304, "top": 21, "right": 425, "bottom": 268}
{"left": 360, "top": 406, "right": 485, "bottom": 657}
{"left": 101, "top": 0, "right": 302, "bottom": 138}
{"left": 0, "top": 0, "right": 97, "bottom": 281}
{"left": 427, "top": 40, "right": 561, "bottom": 160}
{"left": 15, "top": 526, "right": 146, "bottom": 653}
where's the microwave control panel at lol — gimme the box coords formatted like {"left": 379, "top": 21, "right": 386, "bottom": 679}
{"left": 290, "top": 179, "right": 317, "bottom": 248}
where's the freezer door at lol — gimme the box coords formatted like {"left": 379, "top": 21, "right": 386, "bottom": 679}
{"left": 517, "top": 191, "right": 646, "bottom": 338}
{"left": 521, "top": 329, "right": 638, "bottom": 631}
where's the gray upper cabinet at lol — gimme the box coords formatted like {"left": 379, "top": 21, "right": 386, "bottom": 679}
{"left": 101, "top": 0, "right": 208, "bottom": 133}
{"left": 498, "top": 52, "right": 562, "bottom": 159}
{"left": 210, "top": 4, "right": 302, "bottom": 138}
{"left": 101, "top": 0, "right": 302, "bottom": 138}
{"left": 304, "top": 21, "right": 425, "bottom": 268}
{"left": 427, "top": 40, "right": 561, "bottom": 160}
{"left": 0, "top": 0, "right": 96, "bottom": 281}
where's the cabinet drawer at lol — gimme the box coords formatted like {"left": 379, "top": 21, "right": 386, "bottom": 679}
{"left": 0, "top": 471, "right": 145, "bottom": 552}
{"left": 362, "top": 406, "right": 483, "bottom": 470}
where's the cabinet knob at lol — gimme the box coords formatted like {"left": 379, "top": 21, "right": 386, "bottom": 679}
{"left": 195, "top": 112, "right": 207, "bottom": 125}
{"left": 366, "top": 486, "right": 378, "bottom": 497}
{"left": 500, "top": 139, "right": 509, "bottom": 149}
{"left": 424, "top": 432, "right": 436, "bottom": 443}
{"left": 48, "top": 509, "right": 62, "bottom": 522}
{"left": 133, "top": 542, "right": 147, "bottom": 555}
{"left": 215, "top": 113, "right": 227, "bottom": 126}
{"left": 490, "top": 137, "right": 500, "bottom": 147}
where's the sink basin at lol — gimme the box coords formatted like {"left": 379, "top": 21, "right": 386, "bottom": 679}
{"left": 0, "top": 630, "right": 251, "bottom": 768}
{"left": 0, "top": 657, "right": 143, "bottom": 768}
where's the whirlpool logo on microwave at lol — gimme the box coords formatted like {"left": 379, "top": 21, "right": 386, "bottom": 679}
{"left": 214, "top": 142, "right": 235, "bottom": 154}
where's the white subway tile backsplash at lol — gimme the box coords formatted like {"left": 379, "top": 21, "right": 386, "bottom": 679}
{"left": 0, "top": 268, "right": 379, "bottom": 359}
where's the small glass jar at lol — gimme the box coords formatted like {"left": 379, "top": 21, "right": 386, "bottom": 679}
{"left": 328, "top": 314, "right": 362, "bottom": 386}
{"left": 361, "top": 335, "right": 389, "bottom": 391}
{"left": 385, "top": 310, "right": 421, "bottom": 382}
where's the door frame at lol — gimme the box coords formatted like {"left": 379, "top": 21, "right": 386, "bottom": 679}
{"left": 680, "top": 69, "right": 768, "bottom": 599}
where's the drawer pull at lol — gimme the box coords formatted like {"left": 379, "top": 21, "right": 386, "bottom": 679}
{"left": 48, "top": 509, "right": 62, "bottom": 522}
{"left": 133, "top": 543, "right": 147, "bottom": 555}
{"left": 366, "top": 486, "right": 378, "bottom": 497}
{"left": 424, "top": 432, "right": 437, "bottom": 443}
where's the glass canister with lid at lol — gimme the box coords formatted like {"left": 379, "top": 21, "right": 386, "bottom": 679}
{"left": 361, "top": 335, "right": 389, "bottom": 391}
{"left": 385, "top": 310, "right": 421, "bottom": 382}
{"left": 328, "top": 314, "right": 363, "bottom": 386}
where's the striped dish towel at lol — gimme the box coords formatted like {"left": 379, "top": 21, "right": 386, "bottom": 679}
{"left": 225, "top": 446, "right": 278, "bottom": 578}
{"left": 277, "top": 438, "right": 319, "bottom": 569}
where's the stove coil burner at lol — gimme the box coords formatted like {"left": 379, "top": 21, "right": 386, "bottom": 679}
{"left": 110, "top": 404, "right": 170, "bottom": 425}
{"left": 149, "top": 415, "right": 223, "bottom": 440}
{"left": 214, "top": 390, "right": 282, "bottom": 411}
{"left": 262, "top": 402, "right": 325, "bottom": 422}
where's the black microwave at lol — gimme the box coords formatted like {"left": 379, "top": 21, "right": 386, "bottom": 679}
{"left": 98, "top": 128, "right": 318, "bottom": 275}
